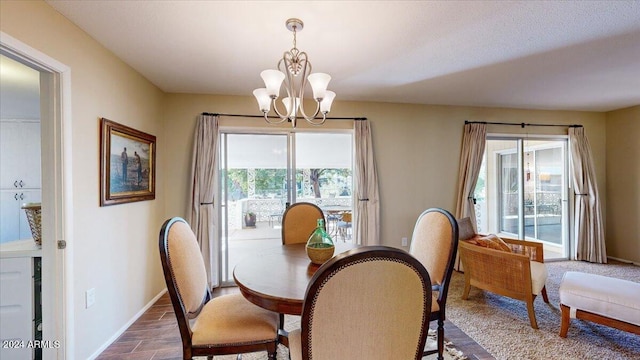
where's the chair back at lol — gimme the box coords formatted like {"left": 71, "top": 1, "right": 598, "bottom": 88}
{"left": 281, "top": 202, "right": 325, "bottom": 244}
{"left": 409, "top": 208, "right": 459, "bottom": 297}
{"left": 159, "top": 217, "right": 210, "bottom": 343}
{"left": 340, "top": 212, "right": 352, "bottom": 223}
{"left": 300, "top": 246, "right": 432, "bottom": 360}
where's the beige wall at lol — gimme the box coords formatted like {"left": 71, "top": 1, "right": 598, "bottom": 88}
{"left": 1, "top": 1, "right": 166, "bottom": 358}
{"left": 606, "top": 106, "right": 640, "bottom": 264}
{"left": 163, "top": 94, "right": 607, "bottom": 252}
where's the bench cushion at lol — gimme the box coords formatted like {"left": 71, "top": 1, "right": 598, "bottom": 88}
{"left": 559, "top": 271, "right": 640, "bottom": 326}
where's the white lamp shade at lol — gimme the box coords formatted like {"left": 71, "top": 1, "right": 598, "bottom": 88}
{"left": 253, "top": 88, "right": 271, "bottom": 112}
{"left": 307, "top": 73, "right": 331, "bottom": 100}
{"left": 282, "top": 97, "right": 300, "bottom": 117}
{"left": 320, "top": 91, "right": 336, "bottom": 113}
{"left": 260, "top": 69, "right": 285, "bottom": 97}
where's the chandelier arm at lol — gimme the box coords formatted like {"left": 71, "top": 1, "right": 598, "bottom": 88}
{"left": 295, "top": 53, "right": 316, "bottom": 121}
{"left": 263, "top": 104, "right": 288, "bottom": 124}
{"left": 303, "top": 107, "right": 327, "bottom": 125}
{"left": 294, "top": 52, "right": 324, "bottom": 124}
{"left": 279, "top": 55, "right": 299, "bottom": 120}
{"left": 297, "top": 91, "right": 326, "bottom": 122}
{"left": 269, "top": 98, "right": 290, "bottom": 123}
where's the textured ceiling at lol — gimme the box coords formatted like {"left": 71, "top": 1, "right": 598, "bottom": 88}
{"left": 46, "top": 0, "right": 640, "bottom": 112}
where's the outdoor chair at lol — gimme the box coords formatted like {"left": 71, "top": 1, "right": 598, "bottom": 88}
{"left": 158, "top": 217, "right": 279, "bottom": 359}
{"left": 336, "top": 211, "right": 352, "bottom": 241}
{"left": 409, "top": 208, "right": 459, "bottom": 360}
{"left": 288, "top": 246, "right": 432, "bottom": 360}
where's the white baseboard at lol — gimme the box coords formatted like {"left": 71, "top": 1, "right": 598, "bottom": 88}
{"left": 607, "top": 256, "right": 640, "bottom": 266}
{"left": 87, "top": 288, "right": 168, "bottom": 360}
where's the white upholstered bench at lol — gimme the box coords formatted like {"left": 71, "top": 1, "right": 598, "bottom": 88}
{"left": 559, "top": 271, "right": 640, "bottom": 337}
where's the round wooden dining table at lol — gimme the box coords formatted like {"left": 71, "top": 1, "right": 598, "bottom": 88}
{"left": 233, "top": 242, "right": 359, "bottom": 316}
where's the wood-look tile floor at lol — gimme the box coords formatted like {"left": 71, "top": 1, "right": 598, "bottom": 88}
{"left": 97, "top": 288, "right": 495, "bottom": 360}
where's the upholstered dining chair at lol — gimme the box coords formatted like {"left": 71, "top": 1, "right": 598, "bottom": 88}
{"left": 409, "top": 208, "right": 459, "bottom": 360}
{"left": 288, "top": 246, "right": 433, "bottom": 360}
{"left": 281, "top": 202, "right": 325, "bottom": 245}
{"left": 278, "top": 202, "right": 326, "bottom": 345}
{"left": 158, "top": 217, "right": 279, "bottom": 359}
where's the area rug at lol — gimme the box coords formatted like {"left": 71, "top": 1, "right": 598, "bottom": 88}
{"left": 211, "top": 318, "right": 467, "bottom": 360}
{"left": 446, "top": 260, "right": 640, "bottom": 359}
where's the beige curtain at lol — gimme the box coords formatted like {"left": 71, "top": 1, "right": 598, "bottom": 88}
{"left": 188, "top": 114, "right": 220, "bottom": 287}
{"left": 454, "top": 122, "right": 486, "bottom": 270}
{"left": 569, "top": 127, "right": 607, "bottom": 263}
{"left": 354, "top": 120, "right": 380, "bottom": 245}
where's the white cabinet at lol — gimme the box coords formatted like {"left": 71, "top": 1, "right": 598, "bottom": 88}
{"left": 0, "top": 120, "right": 41, "bottom": 244}
{"left": 1, "top": 191, "right": 42, "bottom": 243}
{"left": 0, "top": 257, "right": 34, "bottom": 360}
{"left": 0, "top": 121, "right": 41, "bottom": 189}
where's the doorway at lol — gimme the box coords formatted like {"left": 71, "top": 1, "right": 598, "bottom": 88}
{"left": 1, "top": 33, "right": 71, "bottom": 359}
{"left": 474, "top": 136, "right": 570, "bottom": 260}
{"left": 219, "top": 131, "right": 353, "bottom": 285}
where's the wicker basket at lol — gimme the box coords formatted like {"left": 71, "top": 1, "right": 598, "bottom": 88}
{"left": 21, "top": 203, "right": 42, "bottom": 247}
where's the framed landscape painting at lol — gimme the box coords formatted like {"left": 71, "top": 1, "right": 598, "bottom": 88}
{"left": 100, "top": 118, "right": 156, "bottom": 206}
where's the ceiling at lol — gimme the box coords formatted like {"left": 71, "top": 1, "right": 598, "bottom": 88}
{"left": 46, "top": 1, "right": 640, "bottom": 112}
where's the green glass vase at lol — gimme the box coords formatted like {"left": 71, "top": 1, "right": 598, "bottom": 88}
{"left": 306, "top": 218, "right": 335, "bottom": 264}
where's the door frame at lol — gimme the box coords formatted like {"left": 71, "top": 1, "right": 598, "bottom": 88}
{"left": 1, "top": 32, "right": 74, "bottom": 359}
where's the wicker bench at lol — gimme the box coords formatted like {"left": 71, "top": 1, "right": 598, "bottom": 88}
{"left": 559, "top": 271, "right": 640, "bottom": 337}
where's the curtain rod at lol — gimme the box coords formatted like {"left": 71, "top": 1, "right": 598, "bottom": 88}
{"left": 202, "top": 112, "right": 367, "bottom": 121}
{"left": 465, "top": 120, "right": 582, "bottom": 128}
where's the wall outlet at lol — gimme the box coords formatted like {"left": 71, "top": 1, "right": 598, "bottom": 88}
{"left": 86, "top": 288, "right": 96, "bottom": 308}
{"left": 401, "top": 237, "right": 408, "bottom": 247}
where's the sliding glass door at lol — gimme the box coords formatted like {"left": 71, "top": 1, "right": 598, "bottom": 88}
{"left": 475, "top": 137, "right": 570, "bottom": 260}
{"left": 219, "top": 131, "right": 353, "bottom": 285}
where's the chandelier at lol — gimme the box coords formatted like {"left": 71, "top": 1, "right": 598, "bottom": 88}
{"left": 253, "top": 18, "right": 336, "bottom": 128}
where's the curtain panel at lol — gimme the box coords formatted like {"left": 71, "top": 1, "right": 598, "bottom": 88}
{"left": 188, "top": 114, "right": 220, "bottom": 287}
{"left": 569, "top": 127, "right": 607, "bottom": 263}
{"left": 354, "top": 120, "right": 380, "bottom": 245}
{"left": 454, "top": 122, "right": 487, "bottom": 270}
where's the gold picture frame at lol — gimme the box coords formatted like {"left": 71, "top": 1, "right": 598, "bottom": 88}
{"left": 100, "top": 118, "right": 156, "bottom": 206}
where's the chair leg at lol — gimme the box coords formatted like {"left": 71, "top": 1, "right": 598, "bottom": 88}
{"left": 526, "top": 298, "right": 538, "bottom": 329}
{"left": 267, "top": 341, "right": 277, "bottom": 360}
{"left": 559, "top": 304, "right": 571, "bottom": 338}
{"left": 541, "top": 286, "right": 549, "bottom": 303}
{"left": 461, "top": 276, "right": 471, "bottom": 300}
{"left": 437, "top": 318, "right": 445, "bottom": 360}
{"left": 279, "top": 313, "right": 285, "bottom": 331}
